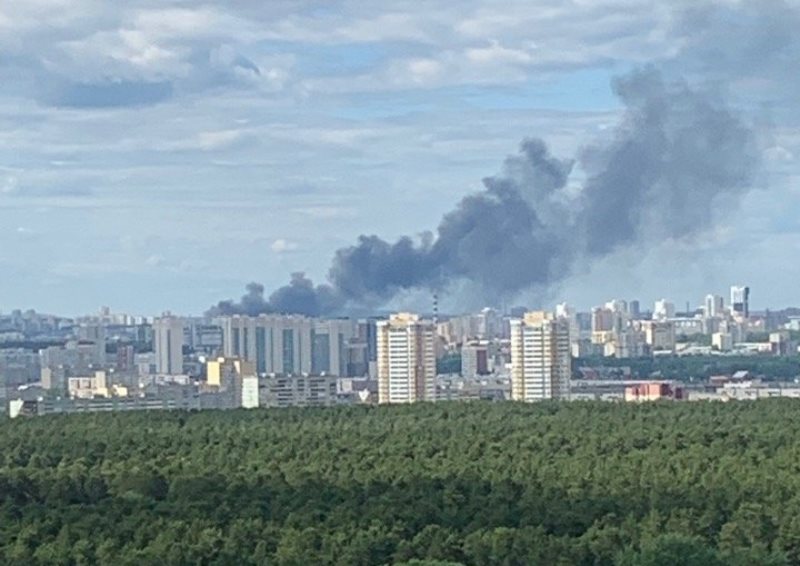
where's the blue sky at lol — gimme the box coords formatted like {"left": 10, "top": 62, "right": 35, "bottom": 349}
{"left": 0, "top": 0, "right": 799, "bottom": 316}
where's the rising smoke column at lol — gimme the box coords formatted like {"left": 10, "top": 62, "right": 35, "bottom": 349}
{"left": 210, "top": 68, "right": 759, "bottom": 317}
{"left": 578, "top": 68, "right": 758, "bottom": 256}
{"left": 208, "top": 274, "right": 340, "bottom": 317}
{"left": 329, "top": 136, "right": 574, "bottom": 301}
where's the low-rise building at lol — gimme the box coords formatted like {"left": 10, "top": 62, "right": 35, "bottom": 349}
{"left": 67, "top": 371, "right": 128, "bottom": 399}
{"left": 260, "top": 375, "right": 339, "bottom": 408}
{"left": 712, "top": 332, "right": 733, "bottom": 352}
{"left": 624, "top": 382, "right": 684, "bottom": 402}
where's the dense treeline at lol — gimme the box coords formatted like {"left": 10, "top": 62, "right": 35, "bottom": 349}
{"left": 1, "top": 401, "right": 799, "bottom": 564}
{"left": 575, "top": 354, "right": 800, "bottom": 381}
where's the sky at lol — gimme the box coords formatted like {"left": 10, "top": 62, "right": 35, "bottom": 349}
{"left": 0, "top": 0, "right": 799, "bottom": 316}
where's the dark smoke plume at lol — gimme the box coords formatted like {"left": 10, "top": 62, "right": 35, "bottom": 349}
{"left": 208, "top": 274, "right": 337, "bottom": 317}
{"left": 210, "top": 68, "right": 759, "bottom": 317}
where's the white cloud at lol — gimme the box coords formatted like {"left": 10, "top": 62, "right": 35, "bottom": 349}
{"left": 195, "top": 129, "right": 247, "bottom": 150}
{"left": 766, "top": 145, "right": 795, "bottom": 163}
{"left": 0, "top": 0, "right": 102, "bottom": 38}
{"left": 1, "top": 175, "right": 19, "bottom": 194}
{"left": 145, "top": 254, "right": 165, "bottom": 267}
{"left": 465, "top": 40, "right": 534, "bottom": 65}
{"left": 162, "top": 128, "right": 251, "bottom": 151}
{"left": 406, "top": 58, "right": 444, "bottom": 83}
{"left": 294, "top": 206, "right": 357, "bottom": 219}
{"left": 132, "top": 7, "right": 246, "bottom": 40}
{"left": 271, "top": 238, "right": 299, "bottom": 254}
{"left": 259, "top": 11, "right": 433, "bottom": 43}
{"left": 53, "top": 28, "right": 189, "bottom": 81}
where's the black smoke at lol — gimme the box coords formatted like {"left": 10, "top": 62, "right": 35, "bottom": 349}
{"left": 208, "top": 274, "right": 339, "bottom": 317}
{"left": 210, "top": 68, "right": 759, "bottom": 317}
{"left": 209, "top": 282, "right": 268, "bottom": 317}
{"left": 578, "top": 68, "right": 758, "bottom": 255}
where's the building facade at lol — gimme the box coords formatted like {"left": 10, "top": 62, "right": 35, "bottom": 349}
{"left": 510, "top": 311, "right": 571, "bottom": 402}
{"left": 311, "top": 319, "right": 357, "bottom": 376}
{"left": 221, "top": 315, "right": 312, "bottom": 375}
{"left": 376, "top": 313, "right": 436, "bottom": 404}
{"left": 461, "top": 339, "right": 490, "bottom": 379}
{"left": 704, "top": 294, "right": 724, "bottom": 318}
{"left": 642, "top": 321, "right": 676, "bottom": 352}
{"left": 260, "top": 375, "right": 339, "bottom": 408}
{"left": 153, "top": 316, "right": 184, "bottom": 375}
{"left": 730, "top": 285, "right": 750, "bottom": 318}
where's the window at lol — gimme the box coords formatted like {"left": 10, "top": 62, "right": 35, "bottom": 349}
{"left": 282, "top": 329, "right": 294, "bottom": 374}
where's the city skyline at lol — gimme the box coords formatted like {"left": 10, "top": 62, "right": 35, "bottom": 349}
{"left": 4, "top": 277, "right": 800, "bottom": 416}
{"left": 0, "top": 283, "right": 785, "bottom": 320}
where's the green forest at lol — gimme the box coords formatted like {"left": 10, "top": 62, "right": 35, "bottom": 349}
{"left": 1, "top": 401, "right": 799, "bottom": 565}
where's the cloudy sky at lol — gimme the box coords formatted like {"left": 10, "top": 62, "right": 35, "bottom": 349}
{"left": 1, "top": 0, "right": 798, "bottom": 316}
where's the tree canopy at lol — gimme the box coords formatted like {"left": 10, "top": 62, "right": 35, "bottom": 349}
{"left": 575, "top": 354, "right": 800, "bottom": 381}
{"left": 0, "top": 401, "right": 798, "bottom": 564}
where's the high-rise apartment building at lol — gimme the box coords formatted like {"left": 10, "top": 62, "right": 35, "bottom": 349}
{"left": 40, "top": 341, "right": 104, "bottom": 376}
{"left": 642, "top": 320, "right": 676, "bottom": 352}
{"left": 76, "top": 323, "right": 106, "bottom": 364}
{"left": 730, "top": 285, "right": 750, "bottom": 318}
{"left": 461, "top": 339, "right": 490, "bottom": 379}
{"left": 606, "top": 299, "right": 628, "bottom": 314}
{"left": 510, "top": 311, "right": 571, "bottom": 402}
{"left": 311, "top": 319, "right": 357, "bottom": 376}
{"left": 376, "top": 313, "right": 436, "bottom": 404}
{"left": 153, "top": 315, "right": 184, "bottom": 375}
{"left": 654, "top": 300, "right": 676, "bottom": 320}
{"left": 356, "top": 318, "right": 380, "bottom": 377}
{"left": 591, "top": 307, "right": 614, "bottom": 332}
{"left": 556, "top": 303, "right": 581, "bottom": 347}
{"left": 116, "top": 344, "right": 135, "bottom": 372}
{"left": 476, "top": 307, "right": 501, "bottom": 339}
{"left": 704, "top": 294, "right": 724, "bottom": 318}
{"left": 221, "top": 315, "right": 312, "bottom": 375}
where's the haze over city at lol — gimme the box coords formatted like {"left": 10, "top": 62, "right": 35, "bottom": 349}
{"left": 1, "top": 0, "right": 799, "bottom": 315}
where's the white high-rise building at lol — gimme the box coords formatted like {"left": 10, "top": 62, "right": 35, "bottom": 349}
{"left": 557, "top": 302, "right": 582, "bottom": 350}
{"left": 605, "top": 299, "right": 628, "bottom": 314}
{"left": 476, "top": 307, "right": 501, "bottom": 339}
{"left": 712, "top": 332, "right": 734, "bottom": 352}
{"left": 377, "top": 313, "right": 436, "bottom": 404}
{"left": 704, "top": 294, "right": 724, "bottom": 318}
{"left": 730, "top": 285, "right": 750, "bottom": 318}
{"left": 654, "top": 299, "right": 675, "bottom": 320}
{"left": 153, "top": 315, "right": 184, "bottom": 375}
{"left": 510, "top": 311, "right": 571, "bottom": 402}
